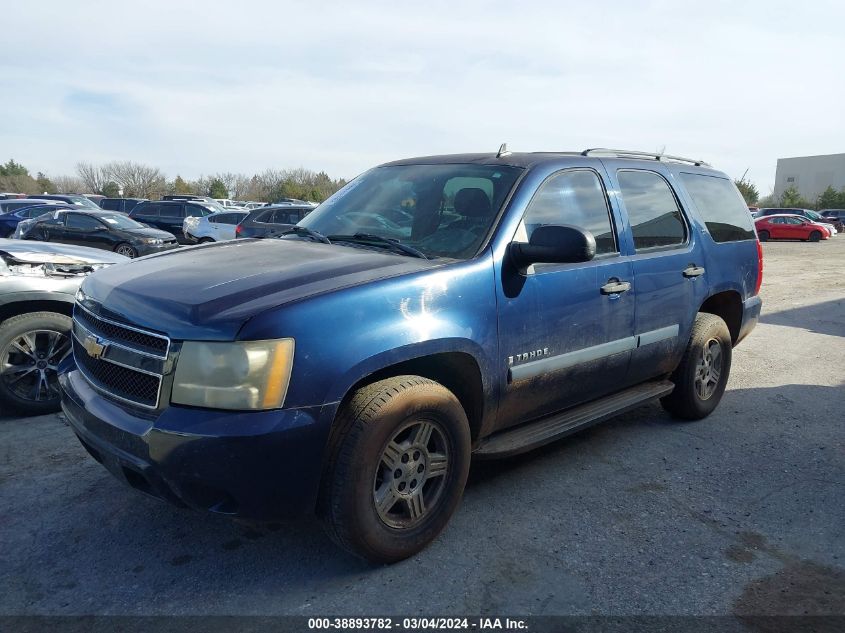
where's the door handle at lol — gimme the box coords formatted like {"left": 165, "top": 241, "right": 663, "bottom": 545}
{"left": 601, "top": 279, "right": 632, "bottom": 295}
{"left": 683, "top": 265, "right": 706, "bottom": 278}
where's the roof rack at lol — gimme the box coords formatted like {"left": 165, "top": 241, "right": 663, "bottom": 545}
{"left": 581, "top": 148, "right": 710, "bottom": 167}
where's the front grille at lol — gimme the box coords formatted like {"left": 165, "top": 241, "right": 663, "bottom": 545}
{"left": 73, "top": 340, "right": 160, "bottom": 407}
{"left": 75, "top": 306, "right": 168, "bottom": 357}
{"left": 72, "top": 304, "right": 170, "bottom": 409}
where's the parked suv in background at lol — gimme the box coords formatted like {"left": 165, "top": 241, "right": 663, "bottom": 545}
{"left": 819, "top": 209, "right": 845, "bottom": 232}
{"left": 184, "top": 210, "right": 248, "bottom": 243}
{"left": 234, "top": 204, "right": 314, "bottom": 238}
{"left": 129, "top": 200, "right": 215, "bottom": 243}
{"left": 99, "top": 198, "right": 146, "bottom": 213}
{"left": 60, "top": 148, "right": 762, "bottom": 563}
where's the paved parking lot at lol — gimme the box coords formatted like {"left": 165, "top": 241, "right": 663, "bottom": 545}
{"left": 1, "top": 239, "right": 843, "bottom": 617}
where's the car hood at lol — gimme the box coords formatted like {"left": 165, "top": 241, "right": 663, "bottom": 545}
{"left": 80, "top": 238, "right": 442, "bottom": 340}
{"left": 123, "top": 227, "right": 177, "bottom": 239}
{"left": 0, "top": 238, "right": 127, "bottom": 265}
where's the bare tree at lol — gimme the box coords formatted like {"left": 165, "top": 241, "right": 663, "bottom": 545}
{"left": 76, "top": 162, "right": 108, "bottom": 194}
{"left": 51, "top": 175, "right": 86, "bottom": 194}
{"left": 103, "top": 161, "right": 167, "bottom": 198}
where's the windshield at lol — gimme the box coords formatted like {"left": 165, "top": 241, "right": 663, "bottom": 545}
{"left": 65, "top": 195, "right": 102, "bottom": 210}
{"left": 804, "top": 210, "right": 823, "bottom": 221}
{"left": 298, "top": 164, "right": 523, "bottom": 259}
{"left": 98, "top": 214, "right": 147, "bottom": 230}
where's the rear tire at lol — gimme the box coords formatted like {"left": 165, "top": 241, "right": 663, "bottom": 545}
{"left": 114, "top": 243, "right": 138, "bottom": 258}
{"left": 808, "top": 231, "right": 821, "bottom": 242}
{"left": 319, "top": 376, "right": 471, "bottom": 563}
{"left": 0, "top": 312, "right": 72, "bottom": 415}
{"left": 757, "top": 230, "right": 769, "bottom": 242}
{"left": 660, "top": 313, "right": 732, "bottom": 421}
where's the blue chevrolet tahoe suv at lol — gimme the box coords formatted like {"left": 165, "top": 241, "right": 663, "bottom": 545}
{"left": 59, "top": 148, "right": 763, "bottom": 562}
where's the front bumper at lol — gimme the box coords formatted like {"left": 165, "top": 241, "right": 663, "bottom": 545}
{"left": 59, "top": 366, "right": 335, "bottom": 519}
{"left": 736, "top": 294, "right": 762, "bottom": 346}
{"left": 135, "top": 242, "right": 180, "bottom": 256}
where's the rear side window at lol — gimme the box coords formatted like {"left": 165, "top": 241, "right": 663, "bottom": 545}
{"left": 134, "top": 203, "right": 159, "bottom": 217}
{"left": 161, "top": 204, "right": 185, "bottom": 218}
{"left": 100, "top": 199, "right": 118, "bottom": 211}
{"left": 520, "top": 169, "right": 617, "bottom": 255}
{"left": 617, "top": 170, "right": 687, "bottom": 250}
{"left": 185, "top": 204, "right": 210, "bottom": 217}
{"left": 680, "top": 173, "right": 755, "bottom": 242}
{"left": 66, "top": 214, "right": 104, "bottom": 230}
{"left": 270, "top": 210, "right": 296, "bottom": 224}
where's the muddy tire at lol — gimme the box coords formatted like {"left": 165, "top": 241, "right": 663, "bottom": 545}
{"left": 661, "top": 313, "right": 732, "bottom": 421}
{"left": 318, "top": 376, "right": 471, "bottom": 563}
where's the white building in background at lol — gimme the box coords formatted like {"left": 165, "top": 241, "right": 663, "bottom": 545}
{"left": 773, "top": 153, "right": 845, "bottom": 200}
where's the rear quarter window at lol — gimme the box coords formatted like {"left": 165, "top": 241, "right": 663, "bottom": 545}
{"left": 679, "top": 173, "right": 756, "bottom": 242}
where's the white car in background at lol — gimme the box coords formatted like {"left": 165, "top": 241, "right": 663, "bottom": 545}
{"left": 183, "top": 210, "right": 248, "bottom": 243}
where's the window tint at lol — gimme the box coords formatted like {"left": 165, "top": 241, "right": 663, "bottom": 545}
{"left": 66, "top": 214, "right": 104, "bottom": 230}
{"left": 161, "top": 204, "right": 185, "bottom": 219}
{"left": 519, "top": 169, "right": 617, "bottom": 255}
{"left": 679, "top": 173, "right": 755, "bottom": 242}
{"left": 100, "top": 199, "right": 118, "bottom": 211}
{"left": 271, "top": 210, "right": 296, "bottom": 224}
{"left": 134, "top": 203, "right": 159, "bottom": 217}
{"left": 617, "top": 170, "right": 686, "bottom": 250}
{"left": 187, "top": 204, "right": 212, "bottom": 217}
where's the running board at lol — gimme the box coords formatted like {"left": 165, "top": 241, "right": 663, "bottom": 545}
{"left": 473, "top": 380, "right": 675, "bottom": 458}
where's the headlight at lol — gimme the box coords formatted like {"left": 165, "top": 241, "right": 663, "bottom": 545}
{"left": 171, "top": 339, "right": 295, "bottom": 410}
{"left": 141, "top": 237, "right": 164, "bottom": 245}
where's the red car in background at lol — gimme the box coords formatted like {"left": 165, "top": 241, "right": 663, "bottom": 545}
{"left": 754, "top": 214, "right": 831, "bottom": 242}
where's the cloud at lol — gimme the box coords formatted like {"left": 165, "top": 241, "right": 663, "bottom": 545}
{"left": 1, "top": 0, "right": 843, "bottom": 193}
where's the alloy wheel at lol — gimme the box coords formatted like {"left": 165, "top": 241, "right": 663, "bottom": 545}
{"left": 373, "top": 419, "right": 450, "bottom": 529}
{"left": 1, "top": 329, "right": 71, "bottom": 403}
{"left": 694, "top": 338, "right": 723, "bottom": 400}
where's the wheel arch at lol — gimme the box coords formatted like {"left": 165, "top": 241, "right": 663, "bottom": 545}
{"left": 0, "top": 295, "right": 74, "bottom": 324}
{"left": 698, "top": 290, "right": 743, "bottom": 345}
{"left": 325, "top": 342, "right": 493, "bottom": 445}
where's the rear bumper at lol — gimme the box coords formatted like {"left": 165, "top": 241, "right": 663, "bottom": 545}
{"left": 736, "top": 294, "right": 762, "bottom": 346}
{"left": 59, "top": 366, "right": 336, "bottom": 519}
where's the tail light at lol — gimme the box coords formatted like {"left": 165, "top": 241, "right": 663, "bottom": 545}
{"left": 754, "top": 238, "right": 763, "bottom": 296}
{"left": 235, "top": 224, "right": 242, "bottom": 236}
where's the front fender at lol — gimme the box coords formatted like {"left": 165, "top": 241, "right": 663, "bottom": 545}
{"left": 323, "top": 337, "right": 495, "bottom": 406}
{"left": 237, "top": 254, "right": 499, "bottom": 411}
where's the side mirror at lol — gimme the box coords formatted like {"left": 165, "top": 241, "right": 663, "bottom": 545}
{"left": 509, "top": 224, "right": 596, "bottom": 268}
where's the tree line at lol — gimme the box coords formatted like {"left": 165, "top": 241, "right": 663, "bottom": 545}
{"left": 0, "top": 158, "right": 348, "bottom": 203}
{"left": 734, "top": 175, "right": 845, "bottom": 211}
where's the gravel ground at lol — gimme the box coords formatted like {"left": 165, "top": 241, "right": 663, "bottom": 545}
{"left": 1, "top": 239, "right": 843, "bottom": 617}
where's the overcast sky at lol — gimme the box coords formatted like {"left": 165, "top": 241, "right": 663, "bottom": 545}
{"left": 3, "top": 0, "right": 843, "bottom": 194}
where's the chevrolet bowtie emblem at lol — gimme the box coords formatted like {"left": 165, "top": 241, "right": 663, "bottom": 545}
{"left": 83, "top": 334, "right": 107, "bottom": 359}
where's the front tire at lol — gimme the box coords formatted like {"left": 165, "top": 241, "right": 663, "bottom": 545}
{"left": 757, "top": 230, "right": 769, "bottom": 242}
{"left": 319, "top": 376, "right": 471, "bottom": 563}
{"left": 808, "top": 230, "right": 821, "bottom": 242}
{"left": 198, "top": 237, "right": 214, "bottom": 243}
{"left": 660, "top": 313, "right": 732, "bottom": 421}
{"left": 114, "top": 243, "right": 138, "bottom": 258}
{"left": 0, "top": 312, "right": 72, "bottom": 415}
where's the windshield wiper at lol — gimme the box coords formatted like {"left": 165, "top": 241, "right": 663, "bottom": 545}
{"left": 277, "top": 226, "right": 331, "bottom": 244}
{"left": 327, "top": 233, "right": 429, "bottom": 259}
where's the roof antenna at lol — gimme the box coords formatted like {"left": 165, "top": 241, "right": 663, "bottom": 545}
{"left": 497, "top": 143, "right": 511, "bottom": 158}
